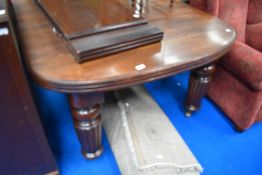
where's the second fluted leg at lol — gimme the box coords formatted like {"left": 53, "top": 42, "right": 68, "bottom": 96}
{"left": 185, "top": 64, "right": 215, "bottom": 117}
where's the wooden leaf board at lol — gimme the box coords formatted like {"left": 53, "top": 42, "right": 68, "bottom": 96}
{"left": 36, "top": 0, "right": 147, "bottom": 39}
{"left": 69, "top": 25, "right": 163, "bottom": 62}
{"left": 36, "top": 0, "right": 163, "bottom": 63}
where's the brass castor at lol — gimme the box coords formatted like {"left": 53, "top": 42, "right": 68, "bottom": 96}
{"left": 185, "top": 111, "right": 192, "bottom": 118}
{"left": 82, "top": 147, "right": 104, "bottom": 160}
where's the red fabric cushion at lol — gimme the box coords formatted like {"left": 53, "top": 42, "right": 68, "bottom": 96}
{"left": 247, "top": 0, "right": 262, "bottom": 24}
{"left": 256, "top": 107, "right": 262, "bottom": 122}
{"left": 189, "top": 0, "right": 220, "bottom": 16}
{"left": 190, "top": 0, "right": 249, "bottom": 42}
{"left": 218, "top": 0, "right": 249, "bottom": 42}
{"left": 208, "top": 66, "right": 262, "bottom": 130}
{"left": 220, "top": 41, "right": 262, "bottom": 90}
{"left": 207, "top": 0, "right": 219, "bottom": 16}
{"left": 246, "top": 23, "right": 262, "bottom": 52}
{"left": 190, "top": 0, "right": 262, "bottom": 129}
{"left": 189, "top": 0, "right": 206, "bottom": 11}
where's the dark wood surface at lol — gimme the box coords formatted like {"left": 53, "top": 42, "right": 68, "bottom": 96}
{"left": 13, "top": 0, "right": 236, "bottom": 93}
{"left": 35, "top": 0, "right": 163, "bottom": 63}
{"left": 0, "top": 0, "right": 58, "bottom": 173}
{"left": 0, "top": 1, "right": 7, "bottom": 22}
{"left": 36, "top": 0, "right": 146, "bottom": 39}
{"left": 68, "top": 25, "right": 163, "bottom": 62}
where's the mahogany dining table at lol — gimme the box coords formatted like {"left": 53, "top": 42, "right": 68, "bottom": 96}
{"left": 12, "top": 0, "right": 236, "bottom": 159}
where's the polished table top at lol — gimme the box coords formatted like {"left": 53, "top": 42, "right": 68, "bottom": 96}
{"left": 13, "top": 0, "right": 236, "bottom": 93}
{"left": 35, "top": 0, "right": 146, "bottom": 39}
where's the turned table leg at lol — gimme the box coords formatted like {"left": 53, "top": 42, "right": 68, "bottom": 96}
{"left": 185, "top": 64, "right": 215, "bottom": 117}
{"left": 68, "top": 93, "right": 104, "bottom": 159}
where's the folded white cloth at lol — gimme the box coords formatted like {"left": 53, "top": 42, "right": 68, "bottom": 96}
{"left": 102, "top": 85, "right": 202, "bottom": 175}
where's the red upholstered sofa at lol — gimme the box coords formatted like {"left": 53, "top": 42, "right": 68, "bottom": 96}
{"left": 189, "top": 0, "right": 262, "bottom": 131}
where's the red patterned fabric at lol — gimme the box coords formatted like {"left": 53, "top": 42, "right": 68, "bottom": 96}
{"left": 208, "top": 66, "right": 262, "bottom": 130}
{"left": 189, "top": 0, "right": 262, "bottom": 130}
{"left": 256, "top": 107, "right": 262, "bottom": 122}
{"left": 218, "top": 0, "right": 249, "bottom": 42}
{"left": 207, "top": 0, "right": 219, "bottom": 16}
{"left": 190, "top": 0, "right": 219, "bottom": 16}
{"left": 220, "top": 41, "right": 262, "bottom": 90}
{"left": 247, "top": 0, "right": 262, "bottom": 24}
{"left": 189, "top": 0, "right": 206, "bottom": 11}
{"left": 246, "top": 23, "right": 262, "bottom": 52}
{"left": 190, "top": 0, "right": 248, "bottom": 42}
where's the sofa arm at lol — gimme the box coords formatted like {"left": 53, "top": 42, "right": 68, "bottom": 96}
{"left": 246, "top": 23, "right": 262, "bottom": 52}
{"left": 220, "top": 41, "right": 262, "bottom": 90}
{"left": 189, "top": 0, "right": 219, "bottom": 16}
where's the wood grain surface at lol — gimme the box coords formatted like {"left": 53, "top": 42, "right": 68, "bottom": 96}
{"left": 35, "top": 0, "right": 165, "bottom": 63}
{"left": 0, "top": 0, "right": 7, "bottom": 22}
{"left": 13, "top": 0, "right": 236, "bottom": 93}
{"left": 36, "top": 0, "right": 146, "bottom": 39}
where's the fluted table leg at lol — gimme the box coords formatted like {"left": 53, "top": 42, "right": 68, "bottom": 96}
{"left": 68, "top": 93, "right": 104, "bottom": 159}
{"left": 185, "top": 64, "right": 215, "bottom": 117}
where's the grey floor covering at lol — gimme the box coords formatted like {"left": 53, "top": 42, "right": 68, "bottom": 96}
{"left": 102, "top": 85, "right": 202, "bottom": 175}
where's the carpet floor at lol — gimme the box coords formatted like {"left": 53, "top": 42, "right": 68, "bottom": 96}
{"left": 33, "top": 71, "right": 262, "bottom": 175}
